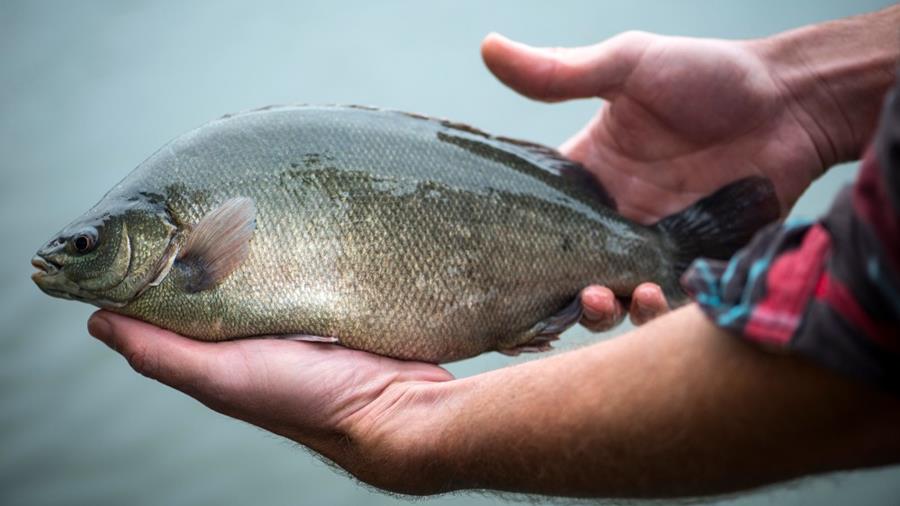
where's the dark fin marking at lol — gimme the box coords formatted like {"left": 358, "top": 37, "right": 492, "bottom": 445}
{"left": 558, "top": 164, "right": 617, "bottom": 211}
{"left": 499, "top": 296, "right": 583, "bottom": 356}
{"left": 655, "top": 176, "right": 779, "bottom": 300}
{"left": 436, "top": 131, "right": 616, "bottom": 210}
{"left": 503, "top": 137, "right": 617, "bottom": 210}
{"left": 282, "top": 334, "right": 340, "bottom": 343}
{"left": 494, "top": 135, "right": 615, "bottom": 202}
{"left": 176, "top": 197, "right": 256, "bottom": 293}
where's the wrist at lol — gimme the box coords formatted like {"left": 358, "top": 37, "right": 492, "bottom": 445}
{"left": 338, "top": 380, "right": 460, "bottom": 495}
{"left": 751, "top": 6, "right": 899, "bottom": 169}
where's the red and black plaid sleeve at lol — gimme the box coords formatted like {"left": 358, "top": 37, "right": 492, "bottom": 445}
{"left": 682, "top": 76, "right": 900, "bottom": 393}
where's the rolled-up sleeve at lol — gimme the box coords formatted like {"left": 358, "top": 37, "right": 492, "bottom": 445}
{"left": 682, "top": 79, "right": 900, "bottom": 393}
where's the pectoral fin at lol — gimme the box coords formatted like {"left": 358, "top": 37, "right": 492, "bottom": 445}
{"left": 176, "top": 197, "right": 256, "bottom": 293}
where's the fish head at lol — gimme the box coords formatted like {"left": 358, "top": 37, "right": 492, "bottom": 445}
{"left": 32, "top": 200, "right": 178, "bottom": 308}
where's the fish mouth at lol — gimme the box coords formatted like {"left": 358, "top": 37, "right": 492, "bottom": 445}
{"left": 31, "top": 255, "right": 60, "bottom": 280}
{"left": 30, "top": 255, "right": 127, "bottom": 309}
{"left": 31, "top": 259, "right": 85, "bottom": 302}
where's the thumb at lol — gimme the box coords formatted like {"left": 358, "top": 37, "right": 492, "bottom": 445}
{"left": 480, "top": 31, "right": 651, "bottom": 102}
{"left": 88, "top": 311, "right": 221, "bottom": 396}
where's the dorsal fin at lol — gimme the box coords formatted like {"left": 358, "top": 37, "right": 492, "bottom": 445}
{"left": 177, "top": 197, "right": 256, "bottom": 293}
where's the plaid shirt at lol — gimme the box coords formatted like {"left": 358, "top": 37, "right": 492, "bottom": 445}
{"left": 682, "top": 79, "right": 900, "bottom": 393}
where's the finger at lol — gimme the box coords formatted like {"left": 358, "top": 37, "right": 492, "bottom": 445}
{"left": 579, "top": 285, "right": 626, "bottom": 332}
{"left": 480, "top": 31, "right": 651, "bottom": 102}
{"left": 88, "top": 311, "right": 221, "bottom": 396}
{"left": 629, "top": 283, "right": 669, "bottom": 325}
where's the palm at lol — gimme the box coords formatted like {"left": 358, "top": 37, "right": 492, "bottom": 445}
{"left": 92, "top": 312, "right": 451, "bottom": 446}
{"left": 197, "top": 339, "right": 451, "bottom": 440}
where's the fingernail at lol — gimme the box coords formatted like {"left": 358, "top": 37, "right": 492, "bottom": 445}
{"left": 580, "top": 289, "right": 605, "bottom": 319}
{"left": 631, "top": 287, "right": 667, "bottom": 325}
{"left": 636, "top": 284, "right": 662, "bottom": 300}
{"left": 580, "top": 288, "right": 623, "bottom": 330}
{"left": 88, "top": 313, "right": 111, "bottom": 341}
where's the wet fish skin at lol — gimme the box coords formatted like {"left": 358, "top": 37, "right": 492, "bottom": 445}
{"left": 32, "top": 105, "right": 777, "bottom": 362}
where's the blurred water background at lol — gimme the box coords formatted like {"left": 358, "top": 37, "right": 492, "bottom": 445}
{"left": 2, "top": 1, "right": 899, "bottom": 505}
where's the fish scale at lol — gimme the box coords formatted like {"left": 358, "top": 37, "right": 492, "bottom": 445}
{"left": 32, "top": 105, "right": 779, "bottom": 363}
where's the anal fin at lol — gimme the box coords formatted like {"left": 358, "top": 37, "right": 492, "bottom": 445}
{"left": 498, "top": 296, "right": 583, "bottom": 356}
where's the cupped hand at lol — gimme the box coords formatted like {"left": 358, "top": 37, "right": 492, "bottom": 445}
{"left": 483, "top": 31, "right": 826, "bottom": 326}
{"left": 87, "top": 310, "right": 452, "bottom": 491}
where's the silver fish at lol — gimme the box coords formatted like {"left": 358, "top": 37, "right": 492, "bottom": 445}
{"left": 32, "top": 105, "right": 777, "bottom": 362}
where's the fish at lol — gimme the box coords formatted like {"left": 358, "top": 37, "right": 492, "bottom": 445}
{"left": 31, "top": 105, "right": 778, "bottom": 363}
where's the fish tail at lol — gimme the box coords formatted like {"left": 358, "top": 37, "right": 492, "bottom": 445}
{"left": 654, "top": 176, "right": 780, "bottom": 302}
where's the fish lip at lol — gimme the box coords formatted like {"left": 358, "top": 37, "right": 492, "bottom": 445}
{"left": 31, "top": 255, "right": 59, "bottom": 279}
{"left": 30, "top": 254, "right": 126, "bottom": 309}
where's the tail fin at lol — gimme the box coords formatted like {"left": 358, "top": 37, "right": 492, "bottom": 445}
{"left": 655, "top": 176, "right": 780, "bottom": 293}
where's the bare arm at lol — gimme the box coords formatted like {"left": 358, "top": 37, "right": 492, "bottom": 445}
{"left": 350, "top": 306, "right": 900, "bottom": 497}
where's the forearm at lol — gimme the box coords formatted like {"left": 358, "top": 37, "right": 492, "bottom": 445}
{"left": 757, "top": 4, "right": 900, "bottom": 169}
{"left": 379, "top": 306, "right": 900, "bottom": 498}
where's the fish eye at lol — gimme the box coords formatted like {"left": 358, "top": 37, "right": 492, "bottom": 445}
{"left": 70, "top": 230, "right": 97, "bottom": 254}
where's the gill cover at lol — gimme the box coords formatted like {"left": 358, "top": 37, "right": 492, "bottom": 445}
{"left": 77, "top": 220, "right": 132, "bottom": 292}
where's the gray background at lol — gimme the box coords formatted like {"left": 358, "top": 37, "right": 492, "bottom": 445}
{"left": 2, "top": 1, "right": 898, "bottom": 505}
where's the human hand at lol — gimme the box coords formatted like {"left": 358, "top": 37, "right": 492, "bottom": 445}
{"left": 87, "top": 311, "right": 453, "bottom": 494}
{"left": 482, "top": 31, "right": 840, "bottom": 327}
{"left": 482, "top": 31, "right": 830, "bottom": 222}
